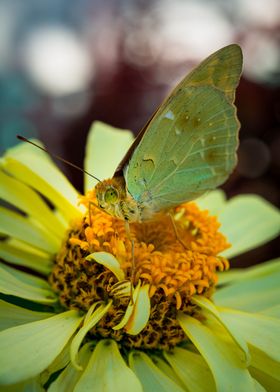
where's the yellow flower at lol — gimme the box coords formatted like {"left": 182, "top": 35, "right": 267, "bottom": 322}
{"left": 0, "top": 122, "right": 279, "bottom": 392}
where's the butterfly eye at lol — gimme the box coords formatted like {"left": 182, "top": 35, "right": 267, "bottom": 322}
{"left": 104, "top": 188, "right": 119, "bottom": 204}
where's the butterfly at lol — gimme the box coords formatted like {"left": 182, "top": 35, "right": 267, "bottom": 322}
{"left": 95, "top": 44, "right": 243, "bottom": 225}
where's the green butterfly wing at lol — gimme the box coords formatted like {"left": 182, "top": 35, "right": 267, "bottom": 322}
{"left": 124, "top": 44, "right": 243, "bottom": 212}
{"left": 181, "top": 43, "right": 242, "bottom": 103}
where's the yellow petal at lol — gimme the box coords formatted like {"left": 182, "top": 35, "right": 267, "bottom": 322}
{"left": 151, "top": 355, "right": 186, "bottom": 389}
{"left": 0, "top": 206, "right": 60, "bottom": 253}
{"left": 164, "top": 347, "right": 216, "bottom": 392}
{"left": 125, "top": 284, "right": 150, "bottom": 335}
{"left": 252, "top": 379, "right": 267, "bottom": 392}
{"left": 70, "top": 301, "right": 112, "bottom": 370}
{"left": 113, "top": 281, "right": 141, "bottom": 330}
{"left": 250, "top": 366, "right": 280, "bottom": 391}
{"left": 214, "top": 258, "right": 280, "bottom": 312}
{"left": 5, "top": 138, "right": 51, "bottom": 162}
{"left": 192, "top": 296, "right": 250, "bottom": 365}
{"left": 41, "top": 337, "right": 72, "bottom": 386}
{"left": 178, "top": 313, "right": 256, "bottom": 392}
{"left": 0, "top": 238, "right": 52, "bottom": 275}
{"left": 75, "top": 340, "right": 142, "bottom": 392}
{"left": 218, "top": 195, "right": 280, "bottom": 258}
{"left": 218, "top": 308, "right": 280, "bottom": 363}
{"left": 49, "top": 343, "right": 92, "bottom": 392}
{"left": 249, "top": 346, "right": 280, "bottom": 382}
{"left": 1, "top": 153, "right": 81, "bottom": 222}
{"left": 0, "top": 300, "right": 54, "bottom": 331}
{"left": 0, "top": 310, "right": 82, "bottom": 385}
{"left": 0, "top": 262, "right": 56, "bottom": 304}
{"left": 84, "top": 121, "right": 134, "bottom": 192}
{"left": 87, "top": 252, "right": 125, "bottom": 281}
{"left": 0, "top": 377, "right": 44, "bottom": 392}
{"left": 1, "top": 262, "right": 49, "bottom": 288}
{"left": 0, "top": 169, "right": 67, "bottom": 240}
{"left": 129, "top": 351, "right": 185, "bottom": 392}
{"left": 217, "top": 257, "right": 280, "bottom": 286}
{"left": 217, "top": 268, "right": 245, "bottom": 285}
{"left": 260, "top": 304, "right": 280, "bottom": 319}
{"left": 195, "top": 189, "right": 226, "bottom": 215}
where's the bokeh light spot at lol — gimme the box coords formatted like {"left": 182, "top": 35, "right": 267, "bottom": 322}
{"left": 22, "top": 25, "right": 94, "bottom": 96}
{"left": 238, "top": 138, "right": 271, "bottom": 178}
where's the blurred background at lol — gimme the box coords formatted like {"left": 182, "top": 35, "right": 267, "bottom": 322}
{"left": 0, "top": 0, "right": 279, "bottom": 266}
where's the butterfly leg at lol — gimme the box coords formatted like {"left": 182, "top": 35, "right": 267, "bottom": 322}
{"left": 88, "top": 200, "right": 107, "bottom": 226}
{"left": 168, "top": 212, "right": 190, "bottom": 251}
{"left": 88, "top": 201, "right": 94, "bottom": 227}
{"left": 125, "top": 221, "right": 135, "bottom": 304}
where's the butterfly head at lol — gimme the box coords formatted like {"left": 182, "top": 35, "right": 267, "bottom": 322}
{"left": 95, "top": 178, "right": 121, "bottom": 207}
{"left": 95, "top": 177, "right": 141, "bottom": 222}
{"left": 95, "top": 177, "right": 126, "bottom": 219}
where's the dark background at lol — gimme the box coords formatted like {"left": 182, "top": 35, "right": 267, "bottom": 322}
{"left": 0, "top": 0, "right": 279, "bottom": 267}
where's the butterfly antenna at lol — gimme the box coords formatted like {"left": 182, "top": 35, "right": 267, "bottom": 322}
{"left": 17, "top": 135, "right": 101, "bottom": 183}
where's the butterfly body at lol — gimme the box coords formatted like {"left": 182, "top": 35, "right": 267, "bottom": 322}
{"left": 95, "top": 45, "right": 243, "bottom": 224}
{"left": 95, "top": 176, "right": 157, "bottom": 222}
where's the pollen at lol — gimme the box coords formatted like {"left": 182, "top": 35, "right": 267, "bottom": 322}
{"left": 49, "top": 190, "right": 230, "bottom": 350}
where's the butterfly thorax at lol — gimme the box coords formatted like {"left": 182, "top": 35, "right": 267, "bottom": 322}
{"left": 95, "top": 177, "right": 142, "bottom": 222}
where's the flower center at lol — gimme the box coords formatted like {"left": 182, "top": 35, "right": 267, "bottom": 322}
{"left": 49, "top": 191, "right": 230, "bottom": 350}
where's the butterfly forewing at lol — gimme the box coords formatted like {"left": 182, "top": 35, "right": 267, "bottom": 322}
{"left": 182, "top": 44, "right": 242, "bottom": 103}
{"left": 124, "top": 44, "right": 242, "bottom": 213}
